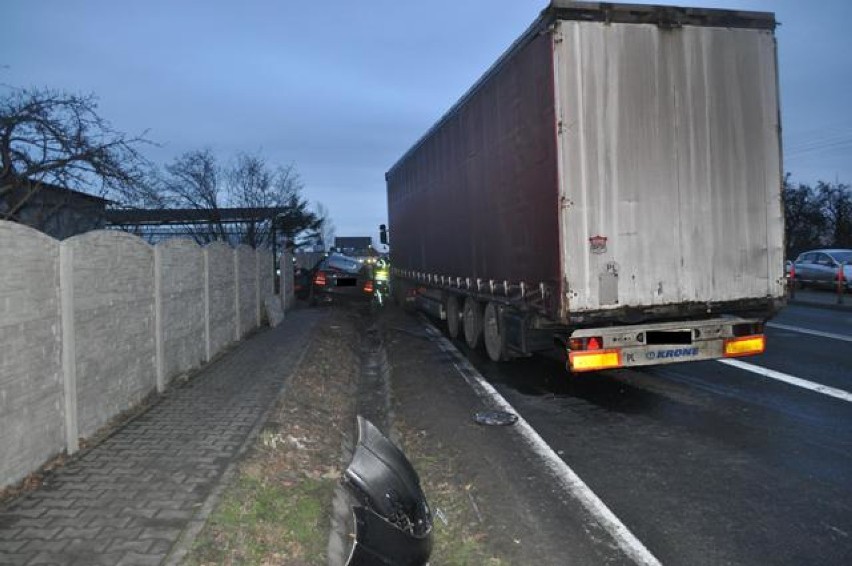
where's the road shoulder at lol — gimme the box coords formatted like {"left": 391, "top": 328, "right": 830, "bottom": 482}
{"left": 379, "top": 306, "right": 630, "bottom": 565}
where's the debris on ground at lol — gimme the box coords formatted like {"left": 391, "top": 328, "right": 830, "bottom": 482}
{"left": 183, "top": 302, "right": 518, "bottom": 565}
{"left": 473, "top": 410, "right": 519, "bottom": 426}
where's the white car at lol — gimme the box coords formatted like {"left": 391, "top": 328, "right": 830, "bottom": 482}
{"left": 792, "top": 249, "right": 852, "bottom": 290}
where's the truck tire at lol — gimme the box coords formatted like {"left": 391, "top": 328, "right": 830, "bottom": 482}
{"left": 446, "top": 295, "right": 461, "bottom": 339}
{"left": 483, "top": 302, "right": 507, "bottom": 362}
{"left": 462, "top": 297, "right": 483, "bottom": 349}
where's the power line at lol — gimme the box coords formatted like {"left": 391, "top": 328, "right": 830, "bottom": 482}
{"left": 786, "top": 131, "right": 852, "bottom": 154}
{"left": 786, "top": 137, "right": 852, "bottom": 159}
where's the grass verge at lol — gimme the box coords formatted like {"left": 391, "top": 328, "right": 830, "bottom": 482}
{"left": 183, "top": 307, "right": 360, "bottom": 566}
{"left": 188, "top": 474, "right": 335, "bottom": 565}
{"left": 397, "top": 421, "right": 509, "bottom": 566}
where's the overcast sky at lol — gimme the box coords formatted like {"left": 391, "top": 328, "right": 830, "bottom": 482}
{"left": 5, "top": 0, "right": 851, "bottom": 242}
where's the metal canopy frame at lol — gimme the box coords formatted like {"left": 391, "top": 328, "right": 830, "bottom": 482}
{"left": 105, "top": 207, "right": 288, "bottom": 226}
{"left": 106, "top": 207, "right": 293, "bottom": 283}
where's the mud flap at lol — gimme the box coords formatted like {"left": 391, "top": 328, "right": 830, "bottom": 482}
{"left": 344, "top": 416, "right": 433, "bottom": 565}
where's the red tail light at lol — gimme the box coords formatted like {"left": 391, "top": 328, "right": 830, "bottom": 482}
{"left": 363, "top": 280, "right": 374, "bottom": 294}
{"left": 567, "top": 336, "right": 604, "bottom": 351}
{"left": 314, "top": 271, "right": 326, "bottom": 286}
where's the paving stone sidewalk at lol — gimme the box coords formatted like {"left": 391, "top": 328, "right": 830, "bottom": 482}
{"left": 0, "top": 308, "right": 324, "bottom": 566}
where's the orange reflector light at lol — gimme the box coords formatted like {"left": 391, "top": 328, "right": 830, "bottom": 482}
{"left": 569, "top": 349, "right": 622, "bottom": 372}
{"left": 724, "top": 335, "right": 765, "bottom": 358}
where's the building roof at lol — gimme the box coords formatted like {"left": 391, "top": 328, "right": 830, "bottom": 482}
{"left": 7, "top": 180, "right": 111, "bottom": 205}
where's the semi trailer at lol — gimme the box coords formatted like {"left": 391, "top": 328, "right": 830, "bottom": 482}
{"left": 385, "top": 1, "right": 785, "bottom": 372}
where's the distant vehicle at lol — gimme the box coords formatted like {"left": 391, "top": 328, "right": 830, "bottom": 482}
{"left": 784, "top": 260, "right": 794, "bottom": 290}
{"left": 308, "top": 253, "right": 374, "bottom": 306}
{"left": 385, "top": 1, "right": 785, "bottom": 372}
{"left": 792, "top": 249, "right": 852, "bottom": 290}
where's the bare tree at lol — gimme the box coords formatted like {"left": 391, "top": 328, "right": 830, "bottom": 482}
{"left": 156, "top": 149, "right": 325, "bottom": 248}
{"left": 225, "top": 153, "right": 315, "bottom": 248}
{"left": 784, "top": 174, "right": 852, "bottom": 256}
{"left": 817, "top": 181, "right": 852, "bottom": 248}
{"left": 0, "top": 87, "right": 151, "bottom": 227}
{"left": 784, "top": 175, "right": 827, "bottom": 257}
{"left": 157, "top": 148, "right": 229, "bottom": 243}
{"left": 313, "top": 201, "right": 335, "bottom": 250}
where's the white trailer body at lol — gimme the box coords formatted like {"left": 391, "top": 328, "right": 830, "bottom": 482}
{"left": 554, "top": 19, "right": 784, "bottom": 315}
{"left": 386, "top": 2, "right": 785, "bottom": 372}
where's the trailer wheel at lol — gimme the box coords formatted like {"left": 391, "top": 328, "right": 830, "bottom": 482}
{"left": 446, "top": 295, "right": 461, "bottom": 339}
{"left": 483, "top": 302, "right": 507, "bottom": 362}
{"left": 462, "top": 297, "right": 483, "bottom": 349}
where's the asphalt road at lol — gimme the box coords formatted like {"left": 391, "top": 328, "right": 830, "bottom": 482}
{"left": 445, "top": 299, "right": 852, "bottom": 565}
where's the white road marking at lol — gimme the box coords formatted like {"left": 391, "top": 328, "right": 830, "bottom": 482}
{"left": 766, "top": 321, "right": 852, "bottom": 343}
{"left": 421, "top": 321, "right": 662, "bottom": 566}
{"left": 718, "top": 359, "right": 852, "bottom": 403}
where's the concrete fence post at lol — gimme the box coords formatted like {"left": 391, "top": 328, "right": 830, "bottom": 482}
{"left": 204, "top": 247, "right": 212, "bottom": 362}
{"left": 154, "top": 245, "right": 165, "bottom": 393}
{"left": 234, "top": 247, "right": 241, "bottom": 341}
{"left": 59, "top": 244, "right": 79, "bottom": 455}
{"left": 255, "top": 248, "right": 262, "bottom": 327}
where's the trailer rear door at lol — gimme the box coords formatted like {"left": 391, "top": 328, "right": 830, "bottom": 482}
{"left": 553, "top": 20, "right": 784, "bottom": 313}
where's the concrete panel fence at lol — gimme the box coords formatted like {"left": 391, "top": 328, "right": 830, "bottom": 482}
{"left": 0, "top": 223, "right": 65, "bottom": 491}
{"left": 257, "top": 250, "right": 274, "bottom": 324}
{"left": 204, "top": 242, "right": 237, "bottom": 362}
{"left": 155, "top": 239, "right": 205, "bottom": 392}
{"left": 235, "top": 245, "right": 257, "bottom": 339}
{"left": 64, "top": 231, "right": 157, "bottom": 444}
{"left": 0, "top": 221, "right": 277, "bottom": 489}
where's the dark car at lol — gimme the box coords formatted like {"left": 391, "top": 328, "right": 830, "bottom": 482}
{"left": 792, "top": 249, "right": 852, "bottom": 290}
{"left": 308, "top": 253, "right": 374, "bottom": 305}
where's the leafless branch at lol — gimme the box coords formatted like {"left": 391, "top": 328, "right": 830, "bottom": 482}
{"left": 0, "top": 86, "right": 154, "bottom": 227}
